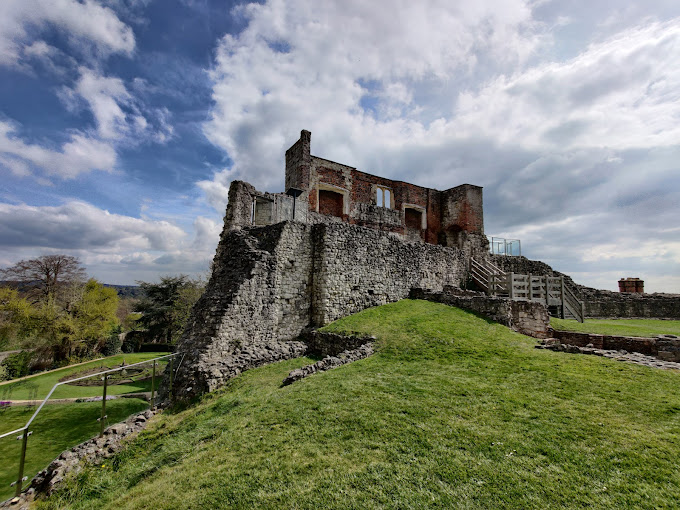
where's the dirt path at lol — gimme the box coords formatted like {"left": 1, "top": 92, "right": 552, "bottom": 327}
{"left": 1, "top": 392, "right": 151, "bottom": 407}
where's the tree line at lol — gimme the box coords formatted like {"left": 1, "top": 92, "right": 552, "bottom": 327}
{"left": 0, "top": 255, "right": 204, "bottom": 381}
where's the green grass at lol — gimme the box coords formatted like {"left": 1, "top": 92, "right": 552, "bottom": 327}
{"left": 36, "top": 300, "right": 680, "bottom": 509}
{"left": 0, "top": 399, "right": 148, "bottom": 502}
{"left": 0, "top": 353, "right": 168, "bottom": 401}
{"left": 551, "top": 317, "right": 680, "bottom": 338}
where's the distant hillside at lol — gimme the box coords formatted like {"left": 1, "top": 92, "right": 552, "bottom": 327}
{"left": 1, "top": 281, "right": 144, "bottom": 299}
{"left": 103, "top": 284, "right": 144, "bottom": 299}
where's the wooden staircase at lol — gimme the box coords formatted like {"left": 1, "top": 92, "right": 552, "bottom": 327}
{"left": 469, "top": 257, "right": 585, "bottom": 323}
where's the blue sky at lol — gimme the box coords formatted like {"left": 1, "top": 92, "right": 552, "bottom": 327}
{"left": 1, "top": 0, "right": 679, "bottom": 292}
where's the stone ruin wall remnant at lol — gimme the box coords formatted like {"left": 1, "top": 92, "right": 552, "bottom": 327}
{"left": 171, "top": 220, "right": 468, "bottom": 399}
{"left": 169, "top": 129, "right": 494, "bottom": 398}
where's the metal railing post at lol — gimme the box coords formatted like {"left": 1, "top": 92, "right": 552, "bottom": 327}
{"left": 99, "top": 373, "right": 108, "bottom": 437}
{"left": 151, "top": 360, "right": 156, "bottom": 409}
{"left": 545, "top": 276, "right": 550, "bottom": 306}
{"left": 15, "top": 427, "right": 29, "bottom": 496}
{"left": 508, "top": 272, "right": 514, "bottom": 299}
{"left": 169, "top": 354, "right": 174, "bottom": 400}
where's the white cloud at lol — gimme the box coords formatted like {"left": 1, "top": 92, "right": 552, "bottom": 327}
{"left": 75, "top": 68, "right": 133, "bottom": 140}
{"left": 0, "top": 0, "right": 135, "bottom": 67}
{"left": 0, "top": 201, "right": 221, "bottom": 285}
{"left": 454, "top": 19, "right": 680, "bottom": 150}
{"left": 59, "top": 68, "right": 174, "bottom": 143}
{"left": 0, "top": 201, "right": 186, "bottom": 252}
{"left": 0, "top": 120, "right": 117, "bottom": 179}
{"left": 203, "top": 0, "right": 544, "bottom": 191}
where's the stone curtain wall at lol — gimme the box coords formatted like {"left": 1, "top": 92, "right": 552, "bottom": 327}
{"left": 491, "top": 255, "right": 680, "bottom": 319}
{"left": 577, "top": 288, "right": 680, "bottom": 319}
{"left": 311, "top": 222, "right": 466, "bottom": 325}
{"left": 172, "top": 221, "right": 467, "bottom": 399}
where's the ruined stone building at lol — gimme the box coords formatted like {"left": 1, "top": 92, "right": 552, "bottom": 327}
{"left": 171, "top": 130, "right": 490, "bottom": 398}
{"left": 226, "top": 130, "right": 488, "bottom": 252}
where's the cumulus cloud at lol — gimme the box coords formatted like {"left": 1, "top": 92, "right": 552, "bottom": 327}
{"left": 0, "top": 120, "right": 117, "bottom": 179}
{"left": 59, "top": 67, "right": 175, "bottom": 143}
{"left": 0, "top": 0, "right": 135, "bottom": 67}
{"left": 0, "top": 201, "right": 221, "bottom": 285}
{"left": 203, "top": 0, "right": 543, "bottom": 194}
{"left": 0, "top": 201, "right": 186, "bottom": 251}
{"left": 454, "top": 19, "right": 680, "bottom": 150}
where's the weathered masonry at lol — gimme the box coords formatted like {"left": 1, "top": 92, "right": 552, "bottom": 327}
{"left": 226, "top": 130, "right": 488, "bottom": 254}
{"left": 169, "top": 130, "right": 492, "bottom": 399}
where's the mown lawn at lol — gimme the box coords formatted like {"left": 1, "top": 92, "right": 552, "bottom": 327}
{"left": 0, "top": 353, "right": 169, "bottom": 402}
{"left": 0, "top": 399, "right": 148, "bottom": 502}
{"left": 37, "top": 300, "right": 680, "bottom": 509}
{"left": 551, "top": 317, "right": 680, "bottom": 338}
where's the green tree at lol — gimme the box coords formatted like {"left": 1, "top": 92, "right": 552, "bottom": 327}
{"left": 71, "top": 279, "right": 120, "bottom": 354}
{"left": 31, "top": 279, "right": 119, "bottom": 361}
{"left": 0, "top": 287, "right": 37, "bottom": 349}
{"left": 136, "top": 275, "right": 204, "bottom": 345}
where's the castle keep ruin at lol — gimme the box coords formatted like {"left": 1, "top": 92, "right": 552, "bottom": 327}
{"left": 171, "top": 131, "right": 489, "bottom": 398}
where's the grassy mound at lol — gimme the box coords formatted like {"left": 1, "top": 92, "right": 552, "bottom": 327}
{"left": 550, "top": 317, "right": 680, "bottom": 338}
{"left": 38, "top": 300, "right": 680, "bottom": 509}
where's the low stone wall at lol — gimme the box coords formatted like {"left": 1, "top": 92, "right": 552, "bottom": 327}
{"left": 410, "top": 287, "right": 550, "bottom": 338}
{"left": 552, "top": 330, "right": 657, "bottom": 355}
{"left": 2, "top": 410, "right": 157, "bottom": 508}
{"left": 282, "top": 343, "right": 374, "bottom": 386}
{"left": 302, "top": 331, "right": 376, "bottom": 357}
{"left": 552, "top": 331, "right": 680, "bottom": 361}
{"left": 577, "top": 289, "right": 680, "bottom": 319}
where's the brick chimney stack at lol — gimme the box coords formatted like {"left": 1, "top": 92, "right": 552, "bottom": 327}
{"left": 618, "top": 278, "right": 644, "bottom": 293}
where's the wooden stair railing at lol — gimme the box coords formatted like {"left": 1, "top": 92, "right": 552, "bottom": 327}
{"left": 468, "top": 258, "right": 585, "bottom": 323}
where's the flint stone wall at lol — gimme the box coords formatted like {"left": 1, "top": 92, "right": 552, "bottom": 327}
{"left": 302, "top": 331, "right": 376, "bottom": 357}
{"left": 552, "top": 330, "right": 680, "bottom": 361}
{"left": 172, "top": 220, "right": 466, "bottom": 399}
{"left": 410, "top": 286, "right": 550, "bottom": 338}
{"left": 491, "top": 255, "right": 680, "bottom": 319}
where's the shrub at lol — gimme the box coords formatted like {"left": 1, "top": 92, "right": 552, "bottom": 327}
{"left": 101, "top": 326, "right": 123, "bottom": 356}
{"left": 1, "top": 350, "right": 34, "bottom": 379}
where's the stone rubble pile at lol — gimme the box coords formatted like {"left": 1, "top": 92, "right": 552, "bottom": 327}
{"left": 282, "top": 343, "right": 374, "bottom": 386}
{"left": 536, "top": 338, "right": 680, "bottom": 370}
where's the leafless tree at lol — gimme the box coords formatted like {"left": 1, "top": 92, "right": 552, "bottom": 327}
{"left": 0, "top": 255, "right": 87, "bottom": 304}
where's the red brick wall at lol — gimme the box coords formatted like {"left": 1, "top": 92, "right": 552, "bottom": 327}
{"left": 318, "top": 190, "right": 344, "bottom": 217}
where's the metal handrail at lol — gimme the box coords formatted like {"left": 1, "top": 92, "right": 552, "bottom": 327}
{"left": 0, "top": 352, "right": 180, "bottom": 496}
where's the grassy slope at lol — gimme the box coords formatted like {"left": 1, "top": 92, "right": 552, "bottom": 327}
{"left": 551, "top": 317, "right": 680, "bottom": 338}
{"left": 39, "top": 300, "right": 680, "bottom": 509}
{"left": 0, "top": 353, "right": 168, "bottom": 401}
{"left": 0, "top": 399, "right": 148, "bottom": 502}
